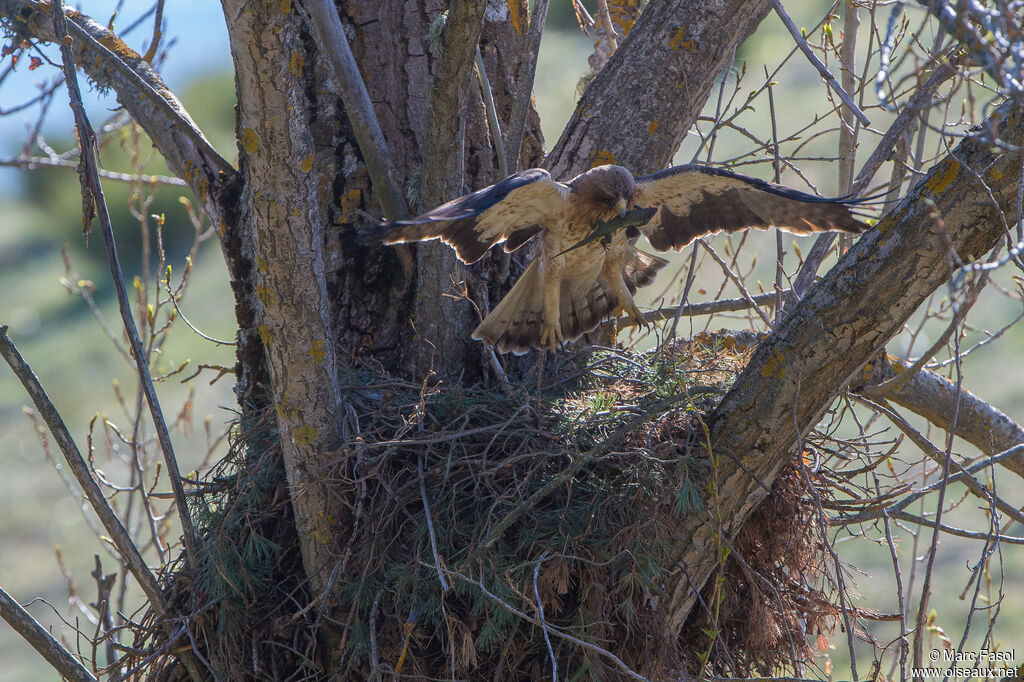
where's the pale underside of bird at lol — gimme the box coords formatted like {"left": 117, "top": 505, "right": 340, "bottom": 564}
{"left": 379, "top": 164, "right": 869, "bottom": 354}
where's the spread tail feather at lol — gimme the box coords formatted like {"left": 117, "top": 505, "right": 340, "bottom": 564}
{"left": 472, "top": 260, "right": 547, "bottom": 355}
{"left": 473, "top": 248, "right": 669, "bottom": 354}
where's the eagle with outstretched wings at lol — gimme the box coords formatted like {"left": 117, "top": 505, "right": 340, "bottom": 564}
{"left": 379, "top": 164, "right": 868, "bottom": 354}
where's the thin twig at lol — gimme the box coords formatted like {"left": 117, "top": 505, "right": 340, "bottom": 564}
{"left": 766, "top": 71, "right": 786, "bottom": 326}
{"left": 164, "top": 275, "right": 237, "bottom": 346}
{"left": 786, "top": 232, "right": 836, "bottom": 310}
{"left": 626, "top": 290, "right": 783, "bottom": 327}
{"left": 911, "top": 292, "right": 966, "bottom": 673}
{"left": 532, "top": 552, "right": 557, "bottom": 682}
{"left": 856, "top": 398, "right": 1024, "bottom": 526}
{"left": 595, "top": 0, "right": 618, "bottom": 50}
{"left": 473, "top": 45, "right": 515, "bottom": 280}
{"left": 851, "top": 51, "right": 959, "bottom": 196}
{"left": 0, "top": 586, "right": 98, "bottom": 682}
{"left": 449, "top": 569, "right": 651, "bottom": 682}
{"left": 140, "top": 0, "right": 164, "bottom": 63}
{"left": 872, "top": 273, "right": 986, "bottom": 393}
{"left": 50, "top": 0, "right": 200, "bottom": 568}
{"left": 0, "top": 154, "right": 187, "bottom": 186}
{"left": 474, "top": 46, "right": 508, "bottom": 179}
{"left": 368, "top": 587, "right": 383, "bottom": 681}
{"left": 768, "top": 0, "right": 870, "bottom": 126}
{"left": 699, "top": 240, "right": 774, "bottom": 327}
{"left": 0, "top": 328, "right": 168, "bottom": 615}
{"left": 302, "top": 0, "right": 408, "bottom": 220}
{"left": 418, "top": 455, "right": 449, "bottom": 592}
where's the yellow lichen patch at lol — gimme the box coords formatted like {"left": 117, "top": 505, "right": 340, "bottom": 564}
{"left": 649, "top": 120, "right": 660, "bottom": 135}
{"left": 670, "top": 26, "right": 695, "bottom": 52}
{"left": 760, "top": 347, "right": 786, "bottom": 379}
{"left": 923, "top": 159, "right": 960, "bottom": 196}
{"left": 280, "top": 0, "right": 293, "bottom": 12}
{"left": 256, "top": 284, "right": 276, "bottom": 306}
{"left": 592, "top": 150, "right": 616, "bottom": 167}
{"left": 241, "top": 127, "right": 259, "bottom": 155}
{"left": 97, "top": 33, "right": 144, "bottom": 62}
{"left": 290, "top": 49, "right": 304, "bottom": 76}
{"left": 507, "top": 0, "right": 522, "bottom": 34}
{"left": 308, "top": 339, "right": 326, "bottom": 364}
{"left": 293, "top": 424, "right": 318, "bottom": 447}
{"left": 183, "top": 159, "right": 199, "bottom": 184}
{"left": 610, "top": 7, "right": 636, "bottom": 35}
{"left": 311, "top": 510, "right": 333, "bottom": 544}
{"left": 300, "top": 153, "right": 315, "bottom": 173}
{"left": 987, "top": 166, "right": 1004, "bottom": 183}
{"left": 339, "top": 188, "right": 363, "bottom": 223}
{"left": 256, "top": 255, "right": 269, "bottom": 273}
{"left": 257, "top": 323, "right": 271, "bottom": 346}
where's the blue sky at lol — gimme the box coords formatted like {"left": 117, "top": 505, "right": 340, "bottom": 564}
{"left": 0, "top": 2, "right": 232, "bottom": 196}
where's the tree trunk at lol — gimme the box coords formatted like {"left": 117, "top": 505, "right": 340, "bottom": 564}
{"left": 219, "top": 0, "right": 547, "bottom": 611}
{"left": 324, "top": 0, "right": 545, "bottom": 384}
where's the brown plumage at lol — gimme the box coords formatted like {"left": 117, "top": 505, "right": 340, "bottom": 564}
{"left": 379, "top": 164, "right": 869, "bottom": 354}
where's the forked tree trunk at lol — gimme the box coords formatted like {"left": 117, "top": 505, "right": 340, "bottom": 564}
{"left": 221, "top": 0, "right": 545, "bottom": 609}
{"left": 218, "top": 0, "right": 774, "bottom": 653}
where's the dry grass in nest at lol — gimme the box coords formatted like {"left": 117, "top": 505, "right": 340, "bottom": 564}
{"left": 122, "top": 333, "right": 842, "bottom": 681}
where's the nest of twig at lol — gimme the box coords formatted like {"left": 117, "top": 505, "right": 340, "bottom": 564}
{"left": 128, "top": 335, "right": 840, "bottom": 681}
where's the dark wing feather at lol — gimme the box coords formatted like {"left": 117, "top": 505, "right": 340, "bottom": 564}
{"left": 634, "top": 165, "right": 869, "bottom": 252}
{"left": 377, "top": 168, "right": 567, "bottom": 263}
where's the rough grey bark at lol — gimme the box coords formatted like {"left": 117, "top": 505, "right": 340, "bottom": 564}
{"left": 326, "top": 0, "right": 545, "bottom": 383}
{"left": 413, "top": 0, "right": 489, "bottom": 379}
{"left": 222, "top": 0, "right": 342, "bottom": 592}
{"left": 664, "top": 101, "right": 1024, "bottom": 630}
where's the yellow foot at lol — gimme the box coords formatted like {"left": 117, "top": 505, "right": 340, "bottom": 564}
{"left": 616, "top": 301, "right": 648, "bottom": 328}
{"left": 539, "top": 324, "right": 564, "bottom": 351}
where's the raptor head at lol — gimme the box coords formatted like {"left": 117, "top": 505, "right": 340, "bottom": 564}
{"left": 570, "top": 165, "right": 636, "bottom": 218}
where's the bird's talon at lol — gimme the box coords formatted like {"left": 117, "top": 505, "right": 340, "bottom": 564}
{"left": 539, "top": 324, "right": 564, "bottom": 351}
{"left": 617, "top": 303, "right": 647, "bottom": 329}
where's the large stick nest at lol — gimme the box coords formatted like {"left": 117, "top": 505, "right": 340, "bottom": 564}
{"left": 130, "top": 334, "right": 839, "bottom": 681}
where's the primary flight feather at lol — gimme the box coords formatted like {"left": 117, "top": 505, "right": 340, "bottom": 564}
{"left": 379, "top": 164, "right": 868, "bottom": 354}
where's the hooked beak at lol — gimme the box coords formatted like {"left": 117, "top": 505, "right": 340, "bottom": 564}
{"left": 615, "top": 197, "right": 628, "bottom": 217}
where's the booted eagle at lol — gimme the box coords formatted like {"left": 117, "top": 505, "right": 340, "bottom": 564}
{"left": 380, "top": 164, "right": 868, "bottom": 354}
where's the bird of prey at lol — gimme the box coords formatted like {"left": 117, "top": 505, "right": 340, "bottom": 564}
{"left": 379, "top": 164, "right": 868, "bottom": 354}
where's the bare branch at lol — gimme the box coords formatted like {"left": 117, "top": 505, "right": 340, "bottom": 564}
{"left": 664, "top": 99, "right": 1024, "bottom": 631}
{"left": 852, "top": 52, "right": 960, "bottom": 195}
{"left": 768, "top": 0, "right": 871, "bottom": 126}
{"left": 627, "top": 291, "right": 784, "bottom": 326}
{"left": 0, "top": 586, "right": 97, "bottom": 682}
{"left": 0, "top": 0, "right": 233, "bottom": 214}
{"left": 504, "top": 0, "right": 549, "bottom": 171}
{"left": 860, "top": 396, "right": 1024, "bottom": 526}
{"left": 49, "top": 0, "right": 200, "bottom": 567}
{"left": 546, "top": 0, "right": 773, "bottom": 177}
{"left": 859, "top": 355, "right": 1024, "bottom": 480}
{"left": 0, "top": 154, "right": 187, "bottom": 186}
{"left": 301, "top": 0, "right": 408, "bottom": 220}
{"left": 0, "top": 328, "right": 168, "bottom": 615}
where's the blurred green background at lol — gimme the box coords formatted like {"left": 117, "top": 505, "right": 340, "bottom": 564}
{"left": 1, "top": 1, "right": 1021, "bottom": 680}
